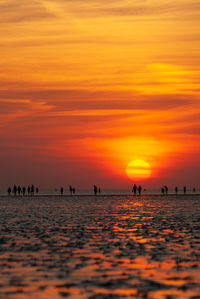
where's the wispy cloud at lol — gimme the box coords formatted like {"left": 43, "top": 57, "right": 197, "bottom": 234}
{"left": 0, "top": 89, "right": 195, "bottom": 110}
{"left": 0, "top": 0, "right": 54, "bottom": 23}
{"left": 0, "top": 98, "right": 54, "bottom": 126}
{"left": 57, "top": 0, "right": 200, "bottom": 19}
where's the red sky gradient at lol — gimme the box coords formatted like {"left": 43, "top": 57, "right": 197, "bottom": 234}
{"left": 0, "top": 0, "right": 200, "bottom": 190}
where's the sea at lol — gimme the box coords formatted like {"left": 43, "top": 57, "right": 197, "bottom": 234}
{"left": 0, "top": 193, "right": 199, "bottom": 298}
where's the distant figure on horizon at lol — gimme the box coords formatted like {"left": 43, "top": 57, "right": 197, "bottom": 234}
{"left": 60, "top": 187, "right": 63, "bottom": 195}
{"left": 94, "top": 185, "right": 97, "bottom": 195}
{"left": 7, "top": 187, "right": 11, "bottom": 195}
{"left": 72, "top": 188, "right": 76, "bottom": 194}
{"left": 138, "top": 185, "right": 142, "bottom": 195}
{"left": 13, "top": 185, "right": 17, "bottom": 196}
{"left": 164, "top": 186, "right": 168, "bottom": 195}
{"left": 175, "top": 186, "right": 178, "bottom": 194}
{"left": 98, "top": 188, "right": 101, "bottom": 194}
{"left": 183, "top": 186, "right": 186, "bottom": 194}
{"left": 22, "top": 187, "right": 26, "bottom": 196}
{"left": 17, "top": 185, "right": 21, "bottom": 196}
{"left": 161, "top": 187, "right": 165, "bottom": 195}
{"left": 132, "top": 184, "right": 137, "bottom": 195}
{"left": 27, "top": 186, "right": 30, "bottom": 196}
{"left": 69, "top": 185, "right": 73, "bottom": 195}
{"left": 31, "top": 184, "right": 34, "bottom": 196}
{"left": 193, "top": 188, "right": 196, "bottom": 193}
{"left": 36, "top": 187, "right": 39, "bottom": 194}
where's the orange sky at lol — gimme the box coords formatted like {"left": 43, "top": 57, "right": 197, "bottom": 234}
{"left": 0, "top": 0, "right": 200, "bottom": 189}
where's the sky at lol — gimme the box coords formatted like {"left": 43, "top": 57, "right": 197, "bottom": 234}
{"left": 0, "top": 0, "right": 200, "bottom": 190}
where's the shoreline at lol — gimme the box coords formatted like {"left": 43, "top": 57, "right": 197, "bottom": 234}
{"left": 0, "top": 193, "right": 200, "bottom": 198}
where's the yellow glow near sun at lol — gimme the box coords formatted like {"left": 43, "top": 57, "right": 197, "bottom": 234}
{"left": 126, "top": 159, "right": 152, "bottom": 180}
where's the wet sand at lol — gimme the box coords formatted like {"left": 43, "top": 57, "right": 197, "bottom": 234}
{"left": 0, "top": 195, "right": 199, "bottom": 298}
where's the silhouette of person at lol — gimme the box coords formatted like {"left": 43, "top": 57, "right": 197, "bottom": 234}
{"left": 138, "top": 185, "right": 142, "bottom": 195}
{"left": 193, "top": 188, "right": 196, "bottom": 193}
{"left": 72, "top": 188, "right": 75, "bottom": 194}
{"left": 36, "top": 187, "right": 39, "bottom": 194}
{"left": 161, "top": 187, "right": 165, "bottom": 195}
{"left": 13, "top": 185, "right": 17, "bottom": 196}
{"left": 164, "top": 186, "right": 168, "bottom": 195}
{"left": 7, "top": 187, "right": 11, "bottom": 195}
{"left": 69, "top": 185, "right": 73, "bottom": 195}
{"left": 132, "top": 184, "right": 137, "bottom": 195}
{"left": 94, "top": 185, "right": 97, "bottom": 195}
{"left": 98, "top": 188, "right": 101, "bottom": 194}
{"left": 17, "top": 185, "right": 21, "bottom": 196}
{"left": 31, "top": 184, "right": 34, "bottom": 196}
{"left": 27, "top": 186, "right": 30, "bottom": 196}
{"left": 175, "top": 186, "right": 178, "bottom": 194}
{"left": 22, "top": 187, "right": 26, "bottom": 196}
{"left": 183, "top": 186, "right": 186, "bottom": 194}
{"left": 60, "top": 187, "right": 63, "bottom": 195}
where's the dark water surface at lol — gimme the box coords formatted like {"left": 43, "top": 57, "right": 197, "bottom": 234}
{"left": 0, "top": 195, "right": 199, "bottom": 298}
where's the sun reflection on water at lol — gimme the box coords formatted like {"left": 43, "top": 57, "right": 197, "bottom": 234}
{"left": 0, "top": 195, "right": 199, "bottom": 298}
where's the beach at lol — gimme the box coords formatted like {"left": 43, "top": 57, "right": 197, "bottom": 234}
{"left": 0, "top": 194, "right": 199, "bottom": 298}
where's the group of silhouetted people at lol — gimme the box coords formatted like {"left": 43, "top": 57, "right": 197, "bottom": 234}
{"left": 7, "top": 184, "right": 197, "bottom": 197}
{"left": 161, "top": 185, "right": 168, "bottom": 195}
{"left": 174, "top": 186, "right": 187, "bottom": 194}
{"left": 59, "top": 186, "right": 76, "bottom": 195}
{"left": 69, "top": 185, "right": 76, "bottom": 195}
{"left": 161, "top": 185, "right": 196, "bottom": 195}
{"left": 94, "top": 185, "right": 101, "bottom": 195}
{"left": 132, "top": 184, "right": 142, "bottom": 195}
{"left": 8, "top": 184, "right": 39, "bottom": 196}
{"left": 59, "top": 185, "right": 101, "bottom": 196}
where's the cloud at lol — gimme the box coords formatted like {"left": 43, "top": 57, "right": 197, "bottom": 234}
{"left": 0, "top": 98, "right": 54, "bottom": 127}
{"left": 169, "top": 125, "right": 200, "bottom": 136}
{"left": 56, "top": 0, "right": 200, "bottom": 19}
{"left": 0, "top": 0, "right": 54, "bottom": 23}
{"left": 0, "top": 36, "right": 151, "bottom": 48}
{"left": 0, "top": 89, "right": 194, "bottom": 110}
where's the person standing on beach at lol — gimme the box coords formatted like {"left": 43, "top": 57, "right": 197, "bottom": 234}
{"left": 60, "top": 187, "right": 63, "bottom": 195}
{"left": 27, "top": 186, "right": 30, "bottom": 196}
{"left": 22, "top": 187, "right": 26, "bottom": 196}
{"left": 13, "top": 185, "right": 17, "bottom": 196}
{"left": 164, "top": 186, "right": 168, "bottom": 195}
{"left": 31, "top": 184, "right": 34, "bottom": 196}
{"left": 175, "top": 186, "right": 178, "bottom": 194}
{"left": 17, "top": 185, "right": 21, "bottom": 196}
{"left": 138, "top": 185, "right": 142, "bottom": 195}
{"left": 183, "top": 186, "right": 186, "bottom": 194}
{"left": 161, "top": 187, "right": 165, "bottom": 195}
{"left": 94, "top": 185, "right": 97, "bottom": 195}
{"left": 7, "top": 187, "right": 11, "bottom": 195}
{"left": 69, "top": 185, "right": 73, "bottom": 195}
{"left": 132, "top": 184, "right": 137, "bottom": 195}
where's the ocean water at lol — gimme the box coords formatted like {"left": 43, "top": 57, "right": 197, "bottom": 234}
{"left": 0, "top": 195, "right": 199, "bottom": 298}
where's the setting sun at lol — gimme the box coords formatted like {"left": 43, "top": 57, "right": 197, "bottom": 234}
{"left": 126, "top": 160, "right": 152, "bottom": 181}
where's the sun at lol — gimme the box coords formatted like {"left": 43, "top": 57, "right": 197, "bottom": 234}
{"left": 126, "top": 159, "right": 152, "bottom": 180}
